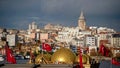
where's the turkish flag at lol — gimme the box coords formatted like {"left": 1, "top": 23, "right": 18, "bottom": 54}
{"left": 105, "top": 48, "right": 109, "bottom": 57}
{"left": 111, "top": 58, "right": 120, "bottom": 66}
{"left": 99, "top": 44, "right": 110, "bottom": 56}
{"left": 5, "top": 45, "right": 16, "bottom": 64}
{"left": 79, "top": 48, "right": 83, "bottom": 68}
{"left": 42, "top": 43, "right": 52, "bottom": 52}
{"left": 99, "top": 44, "right": 105, "bottom": 56}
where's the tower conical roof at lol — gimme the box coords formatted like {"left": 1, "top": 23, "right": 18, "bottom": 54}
{"left": 79, "top": 11, "right": 85, "bottom": 20}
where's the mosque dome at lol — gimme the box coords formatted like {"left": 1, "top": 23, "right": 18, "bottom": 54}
{"left": 51, "top": 47, "right": 76, "bottom": 64}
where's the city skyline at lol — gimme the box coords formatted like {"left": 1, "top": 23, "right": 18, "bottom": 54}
{"left": 0, "top": 0, "right": 120, "bottom": 31}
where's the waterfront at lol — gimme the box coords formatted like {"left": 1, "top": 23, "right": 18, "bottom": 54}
{"left": 0, "top": 60, "right": 120, "bottom": 68}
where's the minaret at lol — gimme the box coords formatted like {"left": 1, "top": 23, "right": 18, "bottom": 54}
{"left": 78, "top": 11, "right": 86, "bottom": 30}
{"left": 31, "top": 21, "right": 37, "bottom": 29}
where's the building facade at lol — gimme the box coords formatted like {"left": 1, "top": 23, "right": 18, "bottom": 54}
{"left": 7, "top": 34, "right": 18, "bottom": 46}
{"left": 111, "top": 34, "right": 120, "bottom": 47}
{"left": 85, "top": 35, "right": 96, "bottom": 46}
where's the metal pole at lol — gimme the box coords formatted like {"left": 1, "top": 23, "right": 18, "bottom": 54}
{"left": 41, "top": 43, "right": 43, "bottom": 64}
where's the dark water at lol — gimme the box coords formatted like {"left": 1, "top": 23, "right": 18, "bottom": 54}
{"left": 99, "top": 60, "right": 120, "bottom": 68}
{"left": 1, "top": 60, "right": 120, "bottom": 68}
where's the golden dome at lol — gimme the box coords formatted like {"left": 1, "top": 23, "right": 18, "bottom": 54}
{"left": 51, "top": 47, "right": 76, "bottom": 64}
{"left": 75, "top": 54, "right": 87, "bottom": 64}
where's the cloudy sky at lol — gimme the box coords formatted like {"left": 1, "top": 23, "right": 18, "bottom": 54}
{"left": 0, "top": 0, "right": 120, "bottom": 31}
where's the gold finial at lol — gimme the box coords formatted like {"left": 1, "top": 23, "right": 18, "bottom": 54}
{"left": 28, "top": 58, "right": 32, "bottom": 64}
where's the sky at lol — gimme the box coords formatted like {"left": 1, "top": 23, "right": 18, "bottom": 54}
{"left": 0, "top": 0, "right": 120, "bottom": 31}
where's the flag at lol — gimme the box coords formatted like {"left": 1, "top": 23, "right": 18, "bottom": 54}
{"left": 79, "top": 48, "right": 83, "bottom": 68}
{"left": 99, "top": 44, "right": 105, "bottom": 56}
{"left": 6, "top": 48, "right": 16, "bottom": 64}
{"left": 42, "top": 43, "right": 52, "bottom": 52}
{"left": 5, "top": 44, "right": 16, "bottom": 64}
{"left": 101, "top": 45, "right": 105, "bottom": 56}
{"left": 99, "top": 44, "right": 110, "bottom": 56}
{"left": 111, "top": 58, "right": 120, "bottom": 66}
{"left": 105, "top": 48, "right": 109, "bottom": 57}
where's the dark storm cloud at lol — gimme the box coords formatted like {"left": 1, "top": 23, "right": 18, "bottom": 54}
{"left": 0, "top": 0, "right": 120, "bottom": 31}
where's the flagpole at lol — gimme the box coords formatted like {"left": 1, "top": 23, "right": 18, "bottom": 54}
{"left": 79, "top": 46, "right": 83, "bottom": 68}
{"left": 41, "top": 43, "right": 43, "bottom": 64}
{"left": 5, "top": 42, "right": 8, "bottom": 64}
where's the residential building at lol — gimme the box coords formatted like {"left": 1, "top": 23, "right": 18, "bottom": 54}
{"left": 28, "top": 21, "right": 38, "bottom": 34}
{"left": 29, "top": 21, "right": 37, "bottom": 30}
{"left": 85, "top": 35, "right": 96, "bottom": 46}
{"left": 97, "top": 27, "right": 115, "bottom": 47}
{"left": 7, "top": 34, "right": 18, "bottom": 46}
{"left": 111, "top": 34, "right": 120, "bottom": 47}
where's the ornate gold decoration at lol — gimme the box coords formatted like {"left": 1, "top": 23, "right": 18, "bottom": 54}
{"left": 35, "top": 54, "right": 42, "bottom": 64}
{"left": 35, "top": 53, "right": 52, "bottom": 64}
{"left": 75, "top": 54, "right": 88, "bottom": 64}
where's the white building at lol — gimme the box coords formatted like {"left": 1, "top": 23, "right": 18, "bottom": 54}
{"left": 78, "top": 31, "right": 91, "bottom": 38}
{"left": 111, "top": 34, "right": 120, "bottom": 57}
{"left": 44, "top": 23, "right": 54, "bottom": 30}
{"left": 56, "top": 26, "right": 92, "bottom": 47}
{"left": 7, "top": 34, "right": 17, "bottom": 46}
{"left": 29, "top": 21, "right": 37, "bottom": 30}
{"left": 96, "top": 27, "right": 115, "bottom": 47}
{"left": 97, "top": 27, "right": 115, "bottom": 34}
{"left": 89, "top": 26, "right": 97, "bottom": 35}
{"left": 85, "top": 35, "right": 96, "bottom": 46}
{"left": 0, "top": 33, "right": 3, "bottom": 41}
{"left": 56, "top": 27, "right": 79, "bottom": 43}
{"left": 28, "top": 21, "right": 38, "bottom": 34}
{"left": 44, "top": 24, "right": 63, "bottom": 31}
{"left": 36, "top": 32, "right": 40, "bottom": 40}
{"left": 111, "top": 34, "right": 120, "bottom": 47}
